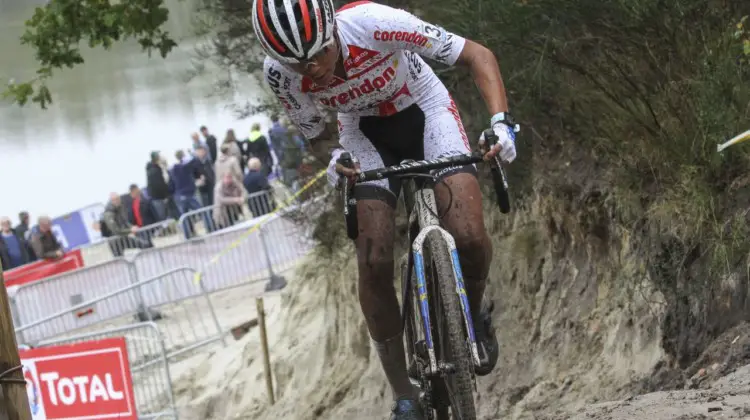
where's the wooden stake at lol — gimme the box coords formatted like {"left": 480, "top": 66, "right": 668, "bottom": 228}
{"left": 256, "top": 297, "right": 275, "bottom": 405}
{"left": 0, "top": 269, "right": 32, "bottom": 420}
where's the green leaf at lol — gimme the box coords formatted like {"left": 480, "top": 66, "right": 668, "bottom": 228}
{"left": 10, "top": 0, "right": 177, "bottom": 109}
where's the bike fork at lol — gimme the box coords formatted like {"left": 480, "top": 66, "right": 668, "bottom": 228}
{"left": 412, "top": 226, "right": 482, "bottom": 370}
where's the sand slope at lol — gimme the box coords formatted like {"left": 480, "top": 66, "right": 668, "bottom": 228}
{"left": 167, "top": 193, "right": 750, "bottom": 419}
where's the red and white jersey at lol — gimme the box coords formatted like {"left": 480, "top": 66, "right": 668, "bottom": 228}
{"left": 263, "top": 1, "right": 467, "bottom": 139}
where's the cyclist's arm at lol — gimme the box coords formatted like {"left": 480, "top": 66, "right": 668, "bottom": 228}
{"left": 456, "top": 40, "right": 508, "bottom": 115}
{"left": 360, "top": 3, "right": 508, "bottom": 114}
{"left": 263, "top": 58, "right": 336, "bottom": 164}
{"left": 307, "top": 123, "right": 341, "bottom": 164}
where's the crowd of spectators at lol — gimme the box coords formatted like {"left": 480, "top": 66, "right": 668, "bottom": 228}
{"left": 0, "top": 116, "right": 309, "bottom": 271}
{"left": 101, "top": 117, "right": 308, "bottom": 243}
{"left": 0, "top": 214, "right": 67, "bottom": 271}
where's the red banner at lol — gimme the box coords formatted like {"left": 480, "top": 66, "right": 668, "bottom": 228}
{"left": 4, "top": 249, "right": 84, "bottom": 288}
{"left": 20, "top": 337, "right": 137, "bottom": 419}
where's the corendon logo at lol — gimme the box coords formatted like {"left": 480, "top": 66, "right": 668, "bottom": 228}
{"left": 20, "top": 337, "right": 136, "bottom": 420}
{"left": 374, "top": 30, "right": 428, "bottom": 47}
{"left": 319, "top": 65, "right": 397, "bottom": 107}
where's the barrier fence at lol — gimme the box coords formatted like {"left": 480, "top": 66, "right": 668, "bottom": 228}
{"left": 10, "top": 211, "right": 313, "bottom": 349}
{"left": 9, "top": 189, "right": 325, "bottom": 343}
{"left": 78, "top": 219, "right": 182, "bottom": 265}
{"left": 10, "top": 189, "right": 298, "bottom": 272}
{"left": 176, "top": 189, "right": 278, "bottom": 240}
{"left": 38, "top": 322, "right": 179, "bottom": 419}
{"left": 15, "top": 267, "right": 225, "bottom": 360}
{"left": 9, "top": 258, "right": 137, "bottom": 343}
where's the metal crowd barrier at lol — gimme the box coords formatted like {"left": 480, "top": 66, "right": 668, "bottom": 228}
{"left": 38, "top": 322, "right": 179, "bottom": 420}
{"left": 78, "top": 219, "right": 180, "bottom": 265}
{"left": 10, "top": 258, "right": 137, "bottom": 343}
{"left": 132, "top": 212, "right": 312, "bottom": 295}
{"left": 74, "top": 190, "right": 281, "bottom": 265}
{"left": 14, "top": 267, "right": 226, "bottom": 360}
{"left": 10, "top": 195, "right": 318, "bottom": 344}
{"left": 176, "top": 190, "right": 277, "bottom": 240}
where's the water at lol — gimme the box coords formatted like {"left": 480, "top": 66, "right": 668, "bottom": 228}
{"left": 0, "top": 0, "right": 269, "bottom": 222}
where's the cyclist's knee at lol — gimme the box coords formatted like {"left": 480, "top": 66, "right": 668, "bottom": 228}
{"left": 357, "top": 247, "right": 395, "bottom": 284}
{"left": 353, "top": 197, "right": 397, "bottom": 284}
{"left": 453, "top": 228, "right": 492, "bottom": 279}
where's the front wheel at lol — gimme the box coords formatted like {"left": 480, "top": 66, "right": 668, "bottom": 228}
{"left": 427, "top": 232, "right": 477, "bottom": 419}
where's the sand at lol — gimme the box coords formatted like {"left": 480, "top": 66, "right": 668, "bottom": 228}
{"left": 160, "top": 249, "right": 750, "bottom": 420}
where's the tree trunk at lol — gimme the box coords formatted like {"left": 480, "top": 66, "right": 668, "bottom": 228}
{"left": 0, "top": 269, "right": 31, "bottom": 420}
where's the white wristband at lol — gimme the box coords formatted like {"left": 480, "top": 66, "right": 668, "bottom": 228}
{"left": 490, "top": 112, "right": 510, "bottom": 127}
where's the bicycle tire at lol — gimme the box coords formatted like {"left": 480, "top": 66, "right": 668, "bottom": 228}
{"left": 400, "top": 257, "right": 417, "bottom": 375}
{"left": 427, "top": 232, "right": 477, "bottom": 419}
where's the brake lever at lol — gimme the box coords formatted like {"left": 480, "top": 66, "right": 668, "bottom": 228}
{"left": 338, "top": 153, "right": 360, "bottom": 240}
{"left": 482, "top": 128, "right": 511, "bottom": 213}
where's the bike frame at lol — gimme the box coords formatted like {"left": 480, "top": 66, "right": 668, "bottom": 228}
{"left": 402, "top": 175, "right": 482, "bottom": 374}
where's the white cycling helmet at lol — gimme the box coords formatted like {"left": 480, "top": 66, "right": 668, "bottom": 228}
{"left": 252, "top": 0, "right": 337, "bottom": 64}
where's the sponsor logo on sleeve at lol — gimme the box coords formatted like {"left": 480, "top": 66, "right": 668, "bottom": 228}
{"left": 374, "top": 30, "right": 429, "bottom": 47}
{"left": 266, "top": 66, "right": 301, "bottom": 110}
{"left": 434, "top": 33, "right": 456, "bottom": 63}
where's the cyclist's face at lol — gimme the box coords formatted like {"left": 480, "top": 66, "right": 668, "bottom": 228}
{"left": 289, "top": 40, "right": 339, "bottom": 86}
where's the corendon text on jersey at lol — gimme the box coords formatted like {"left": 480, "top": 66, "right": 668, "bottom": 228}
{"left": 373, "top": 30, "right": 428, "bottom": 47}
{"left": 318, "top": 65, "right": 397, "bottom": 107}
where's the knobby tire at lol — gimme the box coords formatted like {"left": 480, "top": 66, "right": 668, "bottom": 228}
{"left": 427, "top": 232, "right": 477, "bottom": 420}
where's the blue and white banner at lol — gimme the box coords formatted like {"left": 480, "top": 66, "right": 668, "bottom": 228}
{"left": 49, "top": 203, "right": 106, "bottom": 250}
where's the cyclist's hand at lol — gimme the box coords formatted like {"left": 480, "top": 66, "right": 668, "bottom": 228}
{"left": 479, "top": 123, "right": 517, "bottom": 163}
{"left": 335, "top": 159, "right": 361, "bottom": 179}
{"left": 327, "top": 149, "right": 360, "bottom": 188}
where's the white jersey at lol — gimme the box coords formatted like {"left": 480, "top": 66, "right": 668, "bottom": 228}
{"left": 263, "top": 1, "right": 467, "bottom": 139}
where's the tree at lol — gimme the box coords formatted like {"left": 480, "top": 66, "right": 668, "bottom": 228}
{"left": 2, "top": 0, "right": 177, "bottom": 108}
{"left": 189, "top": 0, "right": 278, "bottom": 118}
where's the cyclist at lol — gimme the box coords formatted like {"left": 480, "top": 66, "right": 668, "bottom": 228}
{"left": 252, "top": 0, "right": 516, "bottom": 418}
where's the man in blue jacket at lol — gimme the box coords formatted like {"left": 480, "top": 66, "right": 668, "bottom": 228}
{"left": 0, "top": 216, "right": 31, "bottom": 270}
{"left": 169, "top": 150, "right": 214, "bottom": 238}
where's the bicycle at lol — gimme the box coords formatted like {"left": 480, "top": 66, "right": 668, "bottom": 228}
{"left": 339, "top": 129, "right": 513, "bottom": 420}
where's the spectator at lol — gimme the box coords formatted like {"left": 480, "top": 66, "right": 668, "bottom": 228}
{"left": 169, "top": 150, "right": 202, "bottom": 214}
{"left": 15, "top": 211, "right": 36, "bottom": 261}
{"left": 29, "top": 216, "right": 64, "bottom": 261}
{"left": 191, "top": 132, "right": 212, "bottom": 162}
{"left": 213, "top": 173, "right": 247, "bottom": 229}
{"left": 170, "top": 150, "right": 214, "bottom": 237}
{"left": 0, "top": 216, "right": 31, "bottom": 270}
{"left": 15, "top": 211, "right": 31, "bottom": 240}
{"left": 244, "top": 157, "right": 276, "bottom": 218}
{"left": 223, "top": 129, "right": 246, "bottom": 173}
{"left": 194, "top": 145, "right": 216, "bottom": 207}
{"left": 246, "top": 123, "right": 273, "bottom": 177}
{"left": 267, "top": 114, "right": 288, "bottom": 164}
{"left": 200, "top": 125, "right": 218, "bottom": 165}
{"left": 215, "top": 144, "right": 243, "bottom": 185}
{"left": 146, "top": 151, "right": 171, "bottom": 221}
{"left": 128, "top": 184, "right": 159, "bottom": 228}
{"left": 103, "top": 192, "right": 153, "bottom": 257}
{"left": 278, "top": 121, "right": 305, "bottom": 191}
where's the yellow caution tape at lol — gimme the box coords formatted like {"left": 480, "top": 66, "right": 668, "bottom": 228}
{"left": 193, "top": 169, "right": 327, "bottom": 285}
{"left": 717, "top": 129, "right": 750, "bottom": 152}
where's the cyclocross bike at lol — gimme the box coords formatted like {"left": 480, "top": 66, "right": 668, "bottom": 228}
{"left": 339, "top": 128, "right": 514, "bottom": 420}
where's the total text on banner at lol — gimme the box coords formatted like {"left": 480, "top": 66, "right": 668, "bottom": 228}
{"left": 19, "top": 337, "right": 137, "bottom": 420}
